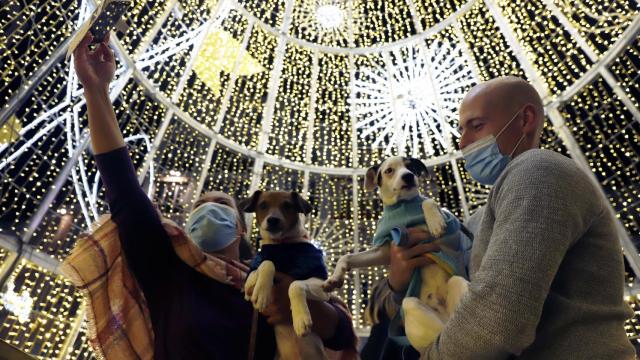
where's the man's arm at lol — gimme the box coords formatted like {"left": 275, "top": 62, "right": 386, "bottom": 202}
{"left": 423, "top": 151, "right": 603, "bottom": 358}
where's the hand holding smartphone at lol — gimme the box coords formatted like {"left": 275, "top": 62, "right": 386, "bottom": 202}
{"left": 67, "top": 0, "right": 131, "bottom": 59}
{"left": 89, "top": 0, "right": 130, "bottom": 44}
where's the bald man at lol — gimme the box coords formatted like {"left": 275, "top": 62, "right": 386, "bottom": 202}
{"left": 398, "top": 76, "right": 635, "bottom": 359}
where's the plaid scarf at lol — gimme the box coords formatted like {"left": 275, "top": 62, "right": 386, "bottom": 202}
{"left": 60, "top": 215, "right": 248, "bottom": 360}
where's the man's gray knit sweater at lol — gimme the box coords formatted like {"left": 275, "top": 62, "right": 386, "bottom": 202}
{"left": 423, "top": 149, "right": 635, "bottom": 359}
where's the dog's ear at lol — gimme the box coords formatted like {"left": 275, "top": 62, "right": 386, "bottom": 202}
{"left": 404, "top": 157, "right": 431, "bottom": 180}
{"left": 238, "top": 190, "right": 262, "bottom": 213}
{"left": 364, "top": 164, "right": 380, "bottom": 191}
{"left": 291, "top": 192, "right": 312, "bottom": 215}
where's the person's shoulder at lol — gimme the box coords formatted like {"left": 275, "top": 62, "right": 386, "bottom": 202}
{"left": 496, "top": 149, "right": 601, "bottom": 207}
{"left": 512, "top": 148, "right": 577, "bottom": 171}
{"left": 502, "top": 149, "right": 585, "bottom": 184}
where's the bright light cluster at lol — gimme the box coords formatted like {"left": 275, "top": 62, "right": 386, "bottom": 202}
{"left": 0, "top": 281, "right": 33, "bottom": 323}
{"left": 315, "top": 4, "right": 344, "bottom": 29}
{"left": 352, "top": 42, "right": 477, "bottom": 157}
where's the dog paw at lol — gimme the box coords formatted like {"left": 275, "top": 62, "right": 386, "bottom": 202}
{"left": 243, "top": 286, "right": 253, "bottom": 301}
{"left": 244, "top": 275, "right": 257, "bottom": 301}
{"left": 423, "top": 200, "right": 447, "bottom": 238}
{"left": 251, "top": 281, "right": 272, "bottom": 311}
{"left": 292, "top": 306, "right": 313, "bottom": 337}
{"left": 322, "top": 276, "right": 344, "bottom": 292}
{"left": 426, "top": 214, "right": 446, "bottom": 238}
{"left": 324, "top": 258, "right": 349, "bottom": 292}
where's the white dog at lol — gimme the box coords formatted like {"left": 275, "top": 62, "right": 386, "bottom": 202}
{"left": 323, "top": 156, "right": 469, "bottom": 352}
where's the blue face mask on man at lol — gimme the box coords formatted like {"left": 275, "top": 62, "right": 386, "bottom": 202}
{"left": 462, "top": 107, "right": 526, "bottom": 185}
{"left": 185, "top": 202, "right": 238, "bottom": 252}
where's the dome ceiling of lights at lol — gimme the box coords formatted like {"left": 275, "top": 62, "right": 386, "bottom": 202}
{"left": 0, "top": 0, "right": 639, "bottom": 356}
{"left": 177, "top": 0, "right": 492, "bottom": 172}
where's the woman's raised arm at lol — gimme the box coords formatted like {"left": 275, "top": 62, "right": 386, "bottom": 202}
{"left": 74, "top": 32, "right": 125, "bottom": 154}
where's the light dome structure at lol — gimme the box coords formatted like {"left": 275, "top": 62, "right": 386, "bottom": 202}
{"left": 0, "top": 0, "right": 639, "bottom": 357}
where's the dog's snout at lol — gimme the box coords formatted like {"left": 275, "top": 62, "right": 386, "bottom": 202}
{"left": 266, "top": 217, "right": 281, "bottom": 228}
{"left": 402, "top": 172, "right": 416, "bottom": 186}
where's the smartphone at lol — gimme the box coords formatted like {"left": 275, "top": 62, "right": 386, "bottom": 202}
{"left": 89, "top": 0, "right": 131, "bottom": 44}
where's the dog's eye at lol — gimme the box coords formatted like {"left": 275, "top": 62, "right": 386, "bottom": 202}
{"left": 384, "top": 168, "right": 393, "bottom": 175}
{"left": 258, "top": 202, "right": 268, "bottom": 210}
{"left": 282, "top": 202, "right": 292, "bottom": 209}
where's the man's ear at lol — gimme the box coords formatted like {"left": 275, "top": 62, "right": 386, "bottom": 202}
{"left": 364, "top": 164, "right": 380, "bottom": 191}
{"left": 291, "top": 191, "right": 312, "bottom": 215}
{"left": 404, "top": 157, "right": 431, "bottom": 180}
{"left": 238, "top": 190, "right": 262, "bottom": 213}
{"left": 521, "top": 103, "right": 540, "bottom": 137}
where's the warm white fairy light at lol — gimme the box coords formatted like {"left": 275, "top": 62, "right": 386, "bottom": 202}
{"left": 1, "top": 280, "right": 34, "bottom": 323}
{"left": 295, "top": 0, "right": 350, "bottom": 44}
{"left": 352, "top": 42, "right": 477, "bottom": 157}
{"left": 316, "top": 4, "right": 344, "bottom": 29}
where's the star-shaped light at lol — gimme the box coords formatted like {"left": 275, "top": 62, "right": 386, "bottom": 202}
{"left": 0, "top": 115, "right": 21, "bottom": 145}
{"left": 352, "top": 41, "right": 477, "bottom": 157}
{"left": 192, "top": 28, "right": 266, "bottom": 96}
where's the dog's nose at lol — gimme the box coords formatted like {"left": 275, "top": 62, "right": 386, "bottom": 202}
{"left": 266, "top": 217, "right": 281, "bottom": 228}
{"left": 402, "top": 172, "right": 416, "bottom": 185}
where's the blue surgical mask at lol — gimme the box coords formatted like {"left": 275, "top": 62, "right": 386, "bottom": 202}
{"left": 185, "top": 202, "right": 238, "bottom": 252}
{"left": 462, "top": 108, "right": 526, "bottom": 185}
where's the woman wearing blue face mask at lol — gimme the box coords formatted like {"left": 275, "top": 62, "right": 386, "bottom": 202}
{"left": 70, "top": 32, "right": 356, "bottom": 360}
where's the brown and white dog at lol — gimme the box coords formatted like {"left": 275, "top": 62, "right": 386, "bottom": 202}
{"left": 239, "top": 191, "right": 330, "bottom": 360}
{"left": 323, "top": 156, "right": 469, "bottom": 352}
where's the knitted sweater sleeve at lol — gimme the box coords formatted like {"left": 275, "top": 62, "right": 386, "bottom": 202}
{"left": 422, "top": 150, "right": 602, "bottom": 359}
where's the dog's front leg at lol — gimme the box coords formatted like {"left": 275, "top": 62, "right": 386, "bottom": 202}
{"left": 289, "top": 277, "right": 330, "bottom": 337}
{"left": 251, "top": 260, "right": 275, "bottom": 311}
{"left": 422, "top": 199, "right": 446, "bottom": 238}
{"left": 323, "top": 246, "right": 390, "bottom": 291}
{"left": 244, "top": 270, "right": 258, "bottom": 301}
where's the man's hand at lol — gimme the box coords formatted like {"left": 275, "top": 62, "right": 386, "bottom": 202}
{"left": 388, "top": 227, "right": 440, "bottom": 292}
{"left": 74, "top": 32, "right": 116, "bottom": 92}
{"left": 260, "top": 272, "right": 294, "bottom": 325}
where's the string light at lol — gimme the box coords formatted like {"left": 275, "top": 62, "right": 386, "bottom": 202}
{"left": 0, "top": 260, "right": 84, "bottom": 358}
